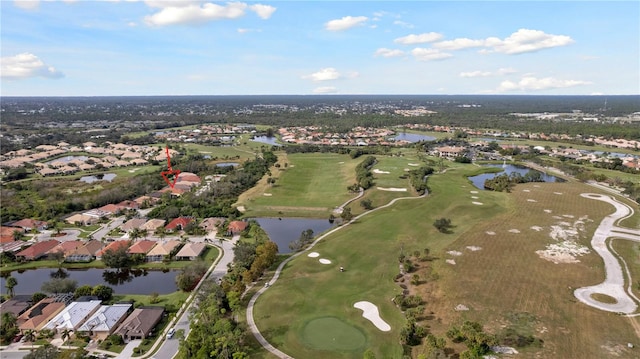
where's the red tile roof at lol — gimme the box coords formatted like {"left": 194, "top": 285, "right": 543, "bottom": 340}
{"left": 165, "top": 217, "right": 193, "bottom": 231}
{"left": 96, "top": 240, "right": 131, "bottom": 257}
{"left": 15, "top": 240, "right": 60, "bottom": 260}
{"left": 127, "top": 240, "right": 157, "bottom": 255}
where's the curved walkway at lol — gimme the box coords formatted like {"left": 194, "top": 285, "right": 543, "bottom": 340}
{"left": 574, "top": 193, "right": 640, "bottom": 314}
{"left": 246, "top": 189, "right": 428, "bottom": 358}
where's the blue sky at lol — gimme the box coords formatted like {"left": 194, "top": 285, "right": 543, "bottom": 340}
{"left": 1, "top": 0, "right": 638, "bottom": 96}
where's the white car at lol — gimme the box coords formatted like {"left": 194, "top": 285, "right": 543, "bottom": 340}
{"left": 166, "top": 328, "right": 176, "bottom": 339}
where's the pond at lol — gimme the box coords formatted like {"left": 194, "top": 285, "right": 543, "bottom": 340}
{"left": 254, "top": 217, "right": 336, "bottom": 254}
{"left": 79, "top": 173, "right": 117, "bottom": 183}
{"left": 0, "top": 268, "right": 179, "bottom": 295}
{"left": 216, "top": 162, "right": 239, "bottom": 167}
{"left": 252, "top": 136, "right": 282, "bottom": 146}
{"left": 393, "top": 133, "right": 436, "bottom": 143}
{"left": 468, "top": 164, "right": 562, "bottom": 190}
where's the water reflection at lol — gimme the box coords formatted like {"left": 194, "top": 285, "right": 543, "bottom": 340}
{"left": 102, "top": 268, "right": 149, "bottom": 286}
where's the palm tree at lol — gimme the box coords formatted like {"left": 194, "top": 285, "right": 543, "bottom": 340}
{"left": 23, "top": 329, "right": 36, "bottom": 349}
{"left": 5, "top": 276, "right": 17, "bottom": 298}
{"left": 61, "top": 328, "right": 72, "bottom": 347}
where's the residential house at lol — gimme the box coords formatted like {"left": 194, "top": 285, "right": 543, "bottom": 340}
{"left": 145, "top": 240, "right": 181, "bottom": 262}
{"left": 165, "top": 217, "right": 194, "bottom": 232}
{"left": 46, "top": 240, "right": 83, "bottom": 258}
{"left": 199, "top": 217, "right": 225, "bottom": 233}
{"left": 65, "top": 213, "right": 99, "bottom": 226}
{"left": 175, "top": 242, "right": 206, "bottom": 260}
{"left": 9, "top": 219, "right": 48, "bottom": 232}
{"left": 42, "top": 300, "right": 102, "bottom": 333}
{"left": 141, "top": 219, "right": 166, "bottom": 232}
{"left": 65, "top": 240, "right": 103, "bottom": 262}
{"left": 120, "top": 218, "right": 148, "bottom": 233}
{"left": 115, "top": 306, "right": 165, "bottom": 340}
{"left": 0, "top": 295, "right": 33, "bottom": 317}
{"left": 0, "top": 226, "right": 20, "bottom": 244}
{"left": 226, "top": 220, "right": 248, "bottom": 235}
{"left": 96, "top": 240, "right": 131, "bottom": 260}
{"left": 77, "top": 304, "right": 132, "bottom": 340}
{"left": 18, "top": 297, "right": 68, "bottom": 334}
{"left": 127, "top": 240, "right": 156, "bottom": 256}
{"left": 15, "top": 240, "right": 60, "bottom": 261}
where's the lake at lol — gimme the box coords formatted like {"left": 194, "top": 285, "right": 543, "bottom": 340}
{"left": 393, "top": 133, "right": 436, "bottom": 142}
{"left": 254, "top": 217, "right": 336, "bottom": 254}
{"left": 468, "top": 164, "right": 562, "bottom": 190}
{"left": 216, "top": 162, "right": 239, "bottom": 167}
{"left": 79, "top": 173, "right": 117, "bottom": 183}
{"left": 252, "top": 136, "right": 282, "bottom": 146}
{"left": 0, "top": 268, "right": 179, "bottom": 295}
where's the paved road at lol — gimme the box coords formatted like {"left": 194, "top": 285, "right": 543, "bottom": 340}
{"left": 151, "top": 236, "right": 238, "bottom": 359}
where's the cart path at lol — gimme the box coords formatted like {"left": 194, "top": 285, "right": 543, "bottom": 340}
{"left": 574, "top": 193, "right": 640, "bottom": 314}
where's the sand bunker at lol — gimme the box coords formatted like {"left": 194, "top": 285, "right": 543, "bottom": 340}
{"left": 471, "top": 196, "right": 479, "bottom": 199}
{"left": 554, "top": 192, "right": 563, "bottom": 195}
{"left": 562, "top": 214, "right": 575, "bottom": 218}
{"left": 485, "top": 231, "right": 496, "bottom": 235}
{"left": 533, "top": 185, "right": 541, "bottom": 188}
{"left": 472, "top": 202, "right": 483, "bottom": 205}
{"left": 353, "top": 301, "right": 391, "bottom": 331}
{"left": 236, "top": 205, "right": 246, "bottom": 213}
{"left": 466, "top": 246, "right": 482, "bottom": 251}
{"left": 447, "top": 250, "right": 463, "bottom": 256}
{"left": 470, "top": 190, "right": 479, "bottom": 194}
{"left": 308, "top": 252, "right": 320, "bottom": 258}
{"left": 508, "top": 229, "right": 521, "bottom": 233}
{"left": 263, "top": 193, "right": 273, "bottom": 196}
{"left": 527, "top": 199, "right": 537, "bottom": 202}
{"left": 377, "top": 187, "right": 407, "bottom": 192}
{"left": 446, "top": 259, "right": 456, "bottom": 265}
{"left": 544, "top": 209, "right": 552, "bottom": 213}
{"left": 319, "top": 258, "right": 332, "bottom": 264}
{"left": 373, "top": 169, "right": 390, "bottom": 174}
{"left": 408, "top": 163, "right": 419, "bottom": 166}
{"left": 339, "top": 161, "right": 345, "bottom": 164}
{"left": 522, "top": 189, "right": 530, "bottom": 192}
{"left": 455, "top": 304, "right": 469, "bottom": 311}
{"left": 530, "top": 226, "right": 543, "bottom": 231}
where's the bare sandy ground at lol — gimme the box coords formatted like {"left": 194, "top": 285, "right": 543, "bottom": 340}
{"left": 573, "top": 193, "right": 640, "bottom": 314}
{"left": 377, "top": 187, "right": 407, "bottom": 192}
{"left": 307, "top": 252, "right": 320, "bottom": 258}
{"left": 373, "top": 169, "right": 390, "bottom": 174}
{"left": 319, "top": 258, "right": 331, "bottom": 264}
{"left": 353, "top": 301, "right": 391, "bottom": 332}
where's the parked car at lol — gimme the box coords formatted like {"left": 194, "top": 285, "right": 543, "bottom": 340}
{"left": 166, "top": 328, "right": 175, "bottom": 339}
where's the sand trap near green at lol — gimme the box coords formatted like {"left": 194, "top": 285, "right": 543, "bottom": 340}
{"left": 301, "top": 317, "right": 366, "bottom": 351}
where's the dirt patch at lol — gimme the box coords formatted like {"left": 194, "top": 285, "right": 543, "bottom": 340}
{"left": 530, "top": 226, "right": 543, "bottom": 231}
{"left": 485, "top": 231, "right": 496, "bottom": 235}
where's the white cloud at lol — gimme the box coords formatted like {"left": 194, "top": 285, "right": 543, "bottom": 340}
{"left": 1, "top": 53, "right": 64, "bottom": 80}
{"left": 313, "top": 86, "right": 338, "bottom": 94}
{"left": 460, "top": 67, "right": 517, "bottom": 77}
{"left": 393, "top": 20, "right": 414, "bottom": 29}
{"left": 497, "top": 76, "right": 591, "bottom": 92}
{"left": 249, "top": 4, "right": 276, "bottom": 19}
{"left": 410, "top": 48, "right": 452, "bottom": 61}
{"left": 303, "top": 68, "right": 341, "bottom": 82}
{"left": 13, "top": 0, "right": 39, "bottom": 10}
{"left": 434, "top": 38, "right": 485, "bottom": 50}
{"left": 324, "top": 16, "right": 368, "bottom": 31}
{"left": 433, "top": 29, "right": 573, "bottom": 54}
{"left": 394, "top": 32, "right": 443, "bottom": 45}
{"left": 374, "top": 48, "right": 405, "bottom": 58}
{"left": 490, "top": 29, "right": 574, "bottom": 54}
{"left": 144, "top": 2, "right": 276, "bottom": 26}
{"left": 460, "top": 71, "right": 492, "bottom": 78}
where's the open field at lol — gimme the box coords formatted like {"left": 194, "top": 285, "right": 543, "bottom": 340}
{"left": 252, "top": 159, "right": 640, "bottom": 358}
{"left": 470, "top": 136, "right": 640, "bottom": 156}
{"left": 236, "top": 152, "right": 359, "bottom": 218}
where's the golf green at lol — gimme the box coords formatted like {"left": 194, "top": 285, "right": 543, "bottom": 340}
{"left": 301, "top": 317, "right": 367, "bottom": 351}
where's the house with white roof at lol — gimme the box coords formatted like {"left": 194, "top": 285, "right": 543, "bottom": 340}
{"left": 42, "top": 300, "right": 102, "bottom": 333}
{"left": 77, "top": 304, "right": 132, "bottom": 340}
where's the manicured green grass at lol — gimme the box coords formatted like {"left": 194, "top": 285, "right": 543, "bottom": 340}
{"left": 237, "top": 153, "right": 359, "bottom": 218}
{"left": 301, "top": 317, "right": 366, "bottom": 351}
{"left": 253, "top": 164, "right": 509, "bottom": 359}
